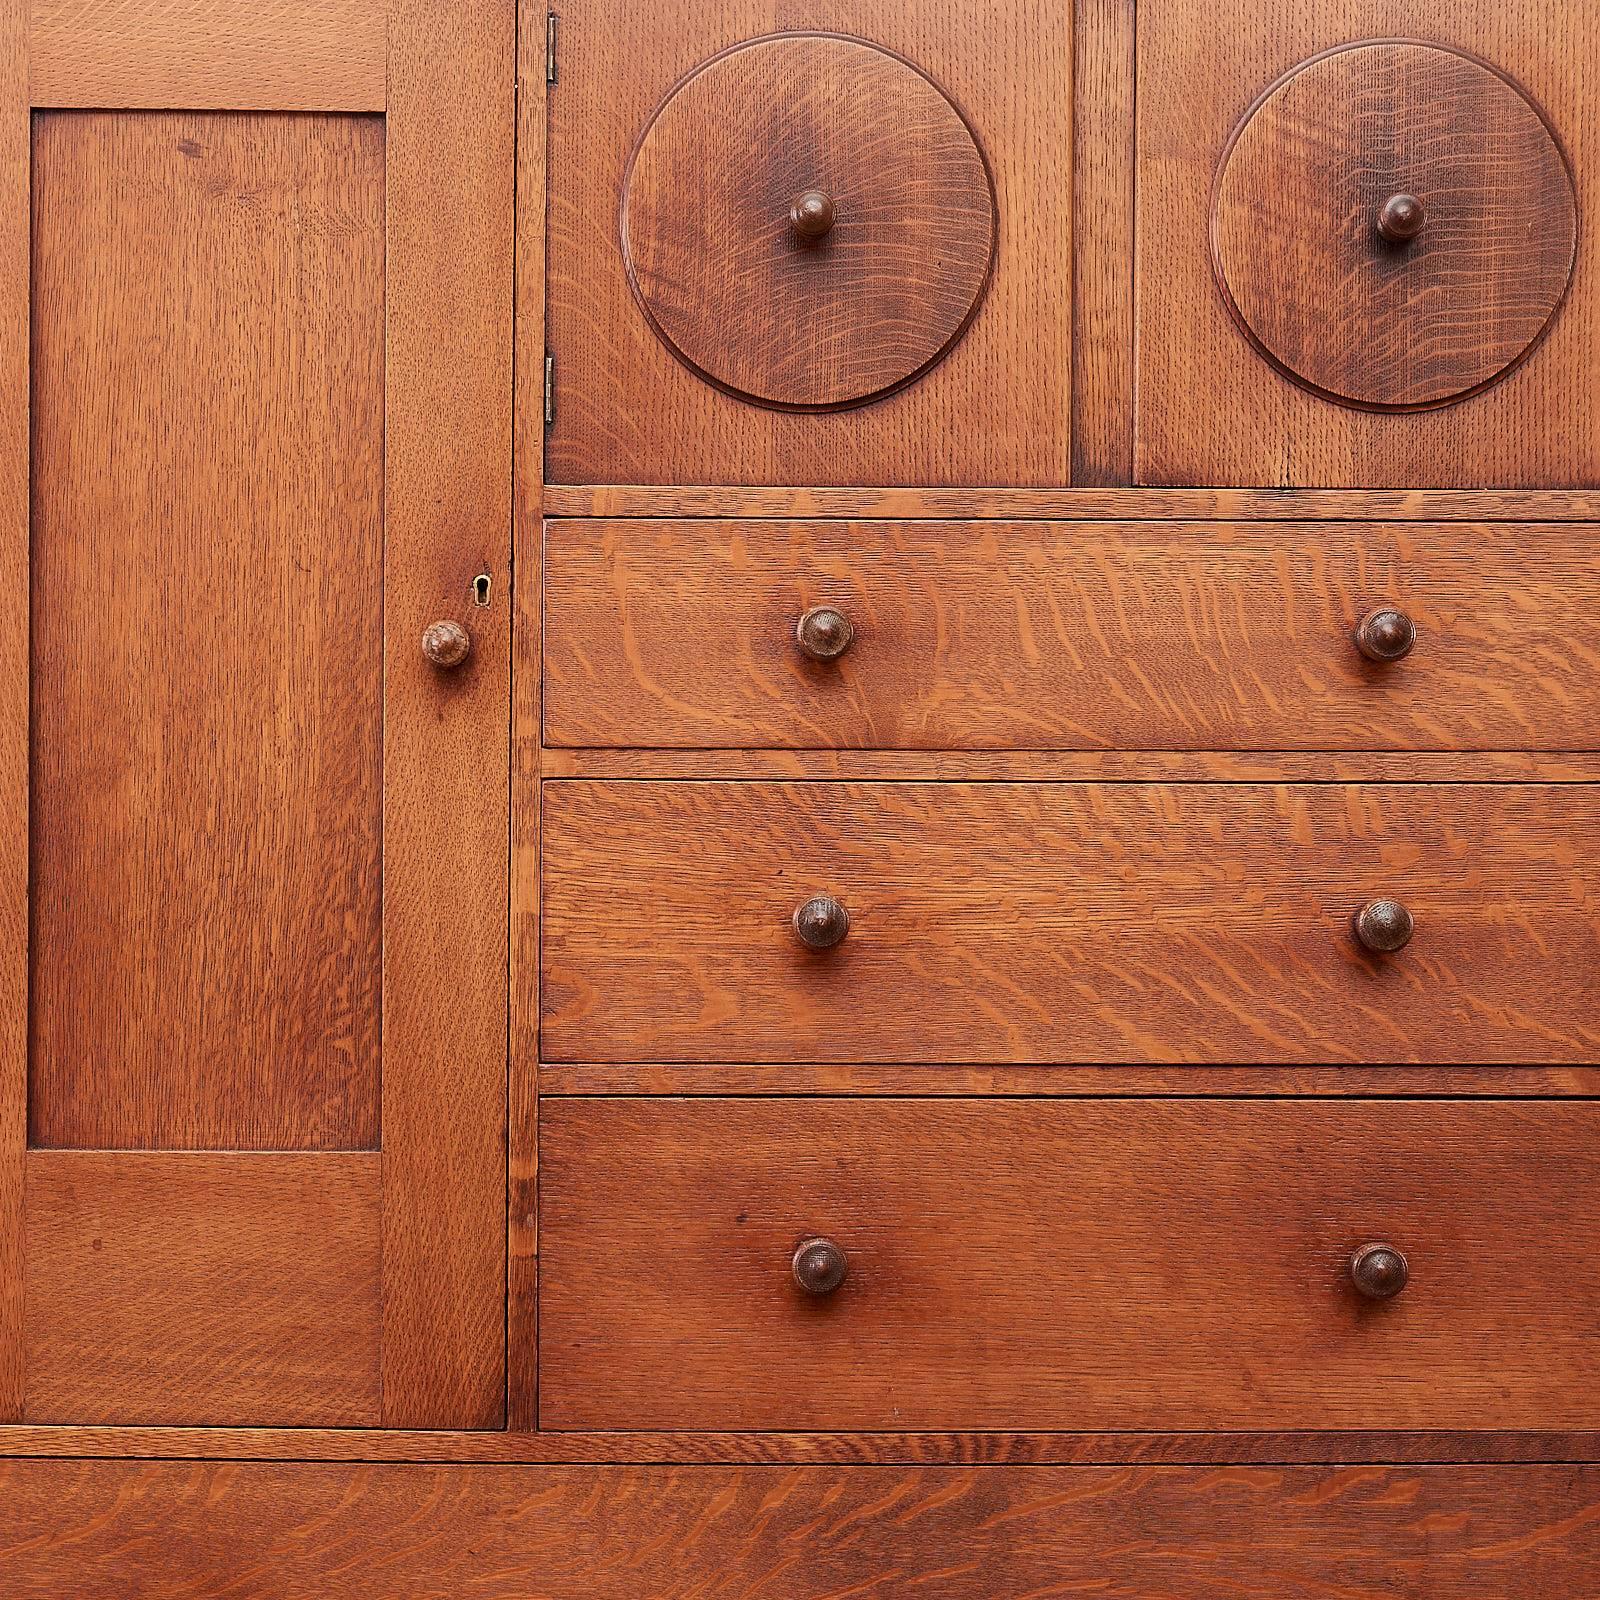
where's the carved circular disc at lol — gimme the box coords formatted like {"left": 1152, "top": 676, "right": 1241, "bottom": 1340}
{"left": 1212, "top": 41, "right": 1576, "bottom": 410}
{"left": 622, "top": 32, "right": 997, "bottom": 411}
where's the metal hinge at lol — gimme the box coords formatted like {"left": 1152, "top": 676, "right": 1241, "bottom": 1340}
{"left": 546, "top": 12, "right": 558, "bottom": 85}
{"left": 544, "top": 353, "right": 555, "bottom": 425}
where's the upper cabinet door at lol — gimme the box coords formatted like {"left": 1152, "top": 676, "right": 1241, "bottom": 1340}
{"left": 1138, "top": 0, "right": 1597, "bottom": 486}
{"left": 0, "top": 0, "right": 512, "bottom": 1428}
{"left": 545, "top": 1, "right": 1071, "bottom": 487}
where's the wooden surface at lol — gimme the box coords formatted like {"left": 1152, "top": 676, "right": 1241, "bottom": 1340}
{"left": 28, "top": 0, "right": 388, "bottom": 111}
{"left": 1213, "top": 41, "right": 1576, "bottom": 410}
{"left": 543, "top": 518, "right": 1600, "bottom": 751}
{"left": 542, "top": 781, "right": 1600, "bottom": 1064}
{"left": 380, "top": 0, "right": 513, "bottom": 1430}
{"left": 622, "top": 33, "right": 995, "bottom": 410}
{"left": 5, "top": 1460, "right": 1600, "bottom": 1596}
{"left": 542, "top": 1098, "right": 1600, "bottom": 1431}
{"left": 28, "top": 111, "right": 385, "bottom": 1153}
{"left": 0, "top": 0, "right": 25, "bottom": 1425}
{"left": 545, "top": 484, "right": 1600, "bottom": 517}
{"left": 23, "top": 1152, "right": 380, "bottom": 1426}
{"left": 1138, "top": 0, "right": 1600, "bottom": 485}
{"left": 547, "top": 0, "right": 1069, "bottom": 483}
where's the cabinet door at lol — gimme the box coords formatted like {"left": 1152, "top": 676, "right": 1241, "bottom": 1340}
{"left": 0, "top": 0, "right": 512, "bottom": 1427}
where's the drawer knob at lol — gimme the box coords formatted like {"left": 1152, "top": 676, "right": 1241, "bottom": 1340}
{"left": 1354, "top": 897, "right": 1414, "bottom": 954}
{"left": 1376, "top": 192, "right": 1426, "bottom": 243}
{"left": 796, "top": 605, "right": 855, "bottom": 662}
{"left": 421, "top": 619, "right": 472, "bottom": 668}
{"left": 789, "top": 189, "right": 836, "bottom": 242}
{"left": 793, "top": 1237, "right": 849, "bottom": 1296}
{"left": 1350, "top": 1242, "right": 1409, "bottom": 1299}
{"left": 1355, "top": 607, "right": 1417, "bottom": 663}
{"left": 793, "top": 894, "right": 850, "bottom": 951}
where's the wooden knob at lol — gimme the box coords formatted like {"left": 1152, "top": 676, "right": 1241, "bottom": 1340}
{"left": 1355, "top": 898, "right": 1414, "bottom": 954}
{"left": 1350, "top": 1242, "right": 1409, "bottom": 1300}
{"left": 793, "top": 894, "right": 849, "bottom": 951}
{"left": 421, "top": 619, "right": 471, "bottom": 668}
{"left": 793, "top": 1237, "right": 848, "bottom": 1295}
{"left": 1355, "top": 607, "right": 1416, "bottom": 663}
{"left": 789, "top": 189, "right": 836, "bottom": 241}
{"left": 1377, "top": 193, "right": 1426, "bottom": 243}
{"left": 796, "top": 606, "right": 854, "bottom": 662}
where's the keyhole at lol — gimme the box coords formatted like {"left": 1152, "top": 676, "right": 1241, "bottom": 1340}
{"left": 472, "top": 573, "right": 492, "bottom": 608}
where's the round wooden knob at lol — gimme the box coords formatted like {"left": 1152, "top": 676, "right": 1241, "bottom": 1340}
{"left": 1376, "top": 192, "right": 1426, "bottom": 243}
{"left": 1355, "top": 607, "right": 1417, "bottom": 663}
{"left": 793, "top": 895, "right": 849, "bottom": 951}
{"left": 1355, "top": 898, "right": 1414, "bottom": 954}
{"left": 421, "top": 620, "right": 471, "bottom": 668}
{"left": 796, "top": 606, "right": 855, "bottom": 662}
{"left": 1350, "top": 1242, "right": 1409, "bottom": 1299}
{"left": 789, "top": 189, "right": 836, "bottom": 241}
{"left": 793, "top": 1237, "right": 848, "bottom": 1295}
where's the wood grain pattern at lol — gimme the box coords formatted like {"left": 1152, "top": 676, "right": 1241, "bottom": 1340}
{"left": 1139, "top": 0, "right": 1600, "bottom": 485}
{"left": 545, "top": 483, "right": 1600, "bottom": 518}
{"left": 622, "top": 33, "right": 995, "bottom": 410}
{"left": 543, "top": 518, "right": 1600, "bottom": 751}
{"left": 541, "top": 1064, "right": 1600, "bottom": 1096}
{"left": 546, "top": 0, "right": 1069, "bottom": 484}
{"left": 1072, "top": 0, "right": 1136, "bottom": 482}
{"left": 5, "top": 1460, "right": 1600, "bottom": 1596}
{"left": 28, "top": 111, "right": 385, "bottom": 1153}
{"left": 541, "top": 781, "right": 1600, "bottom": 1064}
{"left": 29, "top": 0, "right": 388, "bottom": 111}
{"left": 1213, "top": 41, "right": 1576, "bottom": 411}
{"left": 542, "top": 1098, "right": 1600, "bottom": 1431}
{"left": 23, "top": 1151, "right": 380, "bottom": 1426}
{"left": 380, "top": 0, "right": 513, "bottom": 1430}
{"left": 0, "top": 0, "right": 26, "bottom": 1426}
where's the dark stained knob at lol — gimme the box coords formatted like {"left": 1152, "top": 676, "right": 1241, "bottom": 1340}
{"left": 1350, "top": 1242, "right": 1409, "bottom": 1300}
{"left": 793, "top": 1237, "right": 848, "bottom": 1296}
{"left": 789, "top": 189, "right": 836, "bottom": 241}
{"left": 1377, "top": 192, "right": 1426, "bottom": 243}
{"left": 793, "top": 895, "right": 849, "bottom": 950}
{"left": 1355, "top": 607, "right": 1417, "bottom": 663}
{"left": 796, "top": 605, "right": 855, "bottom": 662}
{"left": 1355, "top": 898, "right": 1414, "bottom": 954}
{"left": 421, "top": 619, "right": 472, "bottom": 668}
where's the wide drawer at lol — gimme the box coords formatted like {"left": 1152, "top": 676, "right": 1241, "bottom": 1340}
{"left": 542, "top": 518, "right": 1600, "bottom": 750}
{"left": 540, "top": 1098, "right": 1600, "bottom": 1431}
{"left": 540, "top": 781, "right": 1600, "bottom": 1063}
{"left": 8, "top": 1460, "right": 1599, "bottom": 1597}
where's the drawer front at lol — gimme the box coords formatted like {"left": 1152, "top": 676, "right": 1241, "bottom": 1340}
{"left": 540, "top": 781, "right": 1600, "bottom": 1064}
{"left": 540, "top": 1098, "right": 1600, "bottom": 1431}
{"left": 543, "top": 518, "right": 1600, "bottom": 751}
{"left": 1139, "top": 0, "right": 1597, "bottom": 485}
{"left": 8, "top": 1460, "right": 1600, "bottom": 1598}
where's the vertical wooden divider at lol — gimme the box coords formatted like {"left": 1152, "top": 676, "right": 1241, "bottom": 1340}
{"left": 507, "top": 0, "right": 547, "bottom": 1433}
{"left": 382, "top": 0, "right": 515, "bottom": 1428}
{"left": 0, "top": 0, "right": 28, "bottom": 1425}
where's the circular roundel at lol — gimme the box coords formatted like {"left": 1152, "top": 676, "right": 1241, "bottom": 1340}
{"left": 1211, "top": 40, "right": 1576, "bottom": 411}
{"left": 621, "top": 32, "right": 997, "bottom": 412}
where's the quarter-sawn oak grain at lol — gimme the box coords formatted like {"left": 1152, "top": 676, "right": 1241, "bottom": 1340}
{"left": 540, "top": 1097, "right": 1600, "bottom": 1432}
{"left": 543, "top": 517, "right": 1600, "bottom": 751}
{"left": 541, "top": 781, "right": 1600, "bottom": 1064}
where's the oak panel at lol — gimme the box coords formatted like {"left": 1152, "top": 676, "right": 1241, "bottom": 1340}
{"left": 29, "top": 0, "right": 388, "bottom": 111}
{"left": 541, "top": 1098, "right": 1600, "bottom": 1431}
{"left": 4, "top": 1460, "right": 1599, "bottom": 1597}
{"left": 540, "top": 781, "right": 1600, "bottom": 1064}
{"left": 543, "top": 518, "right": 1600, "bottom": 751}
{"left": 29, "top": 111, "right": 384, "bottom": 1153}
{"left": 23, "top": 1151, "right": 380, "bottom": 1426}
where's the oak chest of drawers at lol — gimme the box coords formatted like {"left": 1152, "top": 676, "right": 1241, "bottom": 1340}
{"left": 4, "top": 0, "right": 1600, "bottom": 1595}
